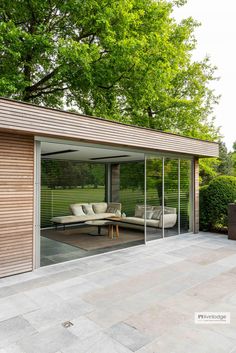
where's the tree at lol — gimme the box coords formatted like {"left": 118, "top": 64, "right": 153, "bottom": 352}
{"left": 217, "top": 142, "right": 233, "bottom": 176}
{"left": 199, "top": 142, "right": 234, "bottom": 186}
{"left": 231, "top": 141, "right": 236, "bottom": 176}
{"left": 0, "top": 0, "right": 219, "bottom": 141}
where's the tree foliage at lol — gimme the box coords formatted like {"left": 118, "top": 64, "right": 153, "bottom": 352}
{"left": 0, "top": 0, "right": 219, "bottom": 140}
{"left": 199, "top": 142, "right": 235, "bottom": 186}
{"left": 230, "top": 141, "right": 236, "bottom": 176}
{"left": 41, "top": 160, "right": 105, "bottom": 189}
{"left": 217, "top": 142, "right": 233, "bottom": 175}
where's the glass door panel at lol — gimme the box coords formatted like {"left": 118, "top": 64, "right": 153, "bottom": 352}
{"left": 164, "top": 158, "right": 179, "bottom": 237}
{"left": 119, "top": 161, "right": 145, "bottom": 244}
{"left": 146, "top": 157, "right": 163, "bottom": 241}
{"left": 180, "top": 159, "right": 192, "bottom": 234}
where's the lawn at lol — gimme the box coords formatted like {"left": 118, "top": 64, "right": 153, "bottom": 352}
{"left": 41, "top": 186, "right": 145, "bottom": 227}
{"left": 41, "top": 186, "right": 188, "bottom": 228}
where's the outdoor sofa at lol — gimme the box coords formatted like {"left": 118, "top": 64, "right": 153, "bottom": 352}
{"left": 51, "top": 202, "right": 121, "bottom": 229}
{"left": 51, "top": 203, "right": 176, "bottom": 230}
{"left": 118, "top": 205, "right": 177, "bottom": 230}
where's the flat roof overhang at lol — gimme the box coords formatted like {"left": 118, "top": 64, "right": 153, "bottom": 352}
{"left": 0, "top": 98, "right": 219, "bottom": 158}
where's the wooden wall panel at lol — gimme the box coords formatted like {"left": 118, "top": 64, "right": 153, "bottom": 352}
{"left": 0, "top": 133, "right": 34, "bottom": 278}
{"left": 0, "top": 98, "right": 219, "bottom": 158}
{"left": 111, "top": 164, "right": 120, "bottom": 203}
{"left": 193, "top": 158, "right": 199, "bottom": 234}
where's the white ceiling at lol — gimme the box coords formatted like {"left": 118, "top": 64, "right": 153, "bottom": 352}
{"left": 41, "top": 142, "right": 144, "bottom": 163}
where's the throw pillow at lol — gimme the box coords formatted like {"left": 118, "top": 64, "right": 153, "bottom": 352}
{"left": 70, "top": 204, "right": 85, "bottom": 216}
{"left": 83, "top": 204, "right": 95, "bottom": 215}
{"left": 107, "top": 206, "right": 117, "bottom": 213}
{"left": 145, "top": 210, "right": 154, "bottom": 219}
{"left": 152, "top": 209, "right": 162, "bottom": 220}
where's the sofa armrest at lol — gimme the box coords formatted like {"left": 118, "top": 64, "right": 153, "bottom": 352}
{"left": 159, "top": 213, "right": 177, "bottom": 228}
{"left": 107, "top": 202, "right": 122, "bottom": 211}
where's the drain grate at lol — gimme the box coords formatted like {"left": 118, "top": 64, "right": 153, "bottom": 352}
{"left": 62, "top": 321, "right": 74, "bottom": 328}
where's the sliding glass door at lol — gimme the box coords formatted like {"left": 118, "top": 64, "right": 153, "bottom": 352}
{"left": 164, "top": 158, "right": 179, "bottom": 237}
{"left": 145, "top": 155, "right": 193, "bottom": 241}
{"left": 180, "top": 159, "right": 192, "bottom": 234}
{"left": 146, "top": 157, "right": 163, "bottom": 241}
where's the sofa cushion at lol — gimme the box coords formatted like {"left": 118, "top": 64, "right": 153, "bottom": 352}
{"left": 152, "top": 209, "right": 162, "bottom": 220}
{"left": 92, "top": 202, "right": 108, "bottom": 214}
{"left": 124, "top": 217, "right": 159, "bottom": 228}
{"left": 108, "top": 203, "right": 122, "bottom": 211}
{"left": 135, "top": 205, "right": 145, "bottom": 218}
{"left": 83, "top": 204, "right": 95, "bottom": 215}
{"left": 51, "top": 212, "right": 116, "bottom": 224}
{"left": 164, "top": 207, "right": 176, "bottom": 214}
{"left": 107, "top": 206, "right": 118, "bottom": 213}
{"left": 70, "top": 204, "right": 86, "bottom": 216}
{"left": 145, "top": 210, "right": 154, "bottom": 219}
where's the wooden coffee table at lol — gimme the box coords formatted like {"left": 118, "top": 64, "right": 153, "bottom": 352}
{"left": 85, "top": 220, "right": 119, "bottom": 239}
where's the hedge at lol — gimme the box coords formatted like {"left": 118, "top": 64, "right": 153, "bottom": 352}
{"left": 200, "top": 176, "right": 236, "bottom": 232}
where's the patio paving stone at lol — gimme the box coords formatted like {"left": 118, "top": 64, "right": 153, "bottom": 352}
{"left": 106, "top": 322, "right": 152, "bottom": 352}
{"left": 0, "top": 232, "right": 236, "bottom": 352}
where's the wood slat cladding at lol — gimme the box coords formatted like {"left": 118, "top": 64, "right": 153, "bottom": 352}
{"left": 193, "top": 158, "right": 199, "bottom": 234}
{"left": 0, "top": 98, "right": 219, "bottom": 158}
{"left": 0, "top": 132, "right": 34, "bottom": 278}
{"left": 111, "top": 164, "right": 120, "bottom": 202}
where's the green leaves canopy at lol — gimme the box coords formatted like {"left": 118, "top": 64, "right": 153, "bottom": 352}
{"left": 0, "top": 0, "right": 219, "bottom": 140}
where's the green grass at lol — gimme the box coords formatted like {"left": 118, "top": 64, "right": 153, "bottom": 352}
{"left": 41, "top": 186, "right": 105, "bottom": 226}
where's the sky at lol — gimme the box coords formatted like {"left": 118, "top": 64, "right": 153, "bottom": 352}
{"left": 173, "top": 0, "right": 236, "bottom": 150}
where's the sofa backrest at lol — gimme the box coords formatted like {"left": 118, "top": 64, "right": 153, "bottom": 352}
{"left": 70, "top": 202, "right": 122, "bottom": 215}
{"left": 134, "top": 204, "right": 176, "bottom": 218}
{"left": 107, "top": 203, "right": 122, "bottom": 212}
{"left": 163, "top": 207, "right": 176, "bottom": 214}
{"left": 92, "top": 202, "right": 108, "bottom": 214}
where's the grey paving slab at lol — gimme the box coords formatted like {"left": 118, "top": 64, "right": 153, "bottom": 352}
{"left": 24, "top": 287, "right": 65, "bottom": 309}
{"left": 0, "top": 293, "right": 39, "bottom": 322}
{"left": 1, "top": 232, "right": 236, "bottom": 353}
{"left": 0, "top": 287, "right": 17, "bottom": 299}
{"left": 125, "top": 304, "right": 189, "bottom": 339}
{"left": 0, "top": 345, "right": 23, "bottom": 353}
{"left": 52, "top": 280, "right": 101, "bottom": 300}
{"left": 106, "top": 322, "right": 153, "bottom": 352}
{"left": 23, "top": 297, "right": 94, "bottom": 330}
{"left": 87, "top": 305, "right": 131, "bottom": 329}
{"left": 61, "top": 332, "right": 133, "bottom": 353}
{"left": 136, "top": 319, "right": 236, "bottom": 353}
{"left": 0, "top": 316, "right": 36, "bottom": 348}
{"left": 67, "top": 316, "right": 102, "bottom": 340}
{"left": 17, "top": 325, "right": 78, "bottom": 353}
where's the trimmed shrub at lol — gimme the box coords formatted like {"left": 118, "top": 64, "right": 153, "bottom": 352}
{"left": 199, "top": 185, "right": 209, "bottom": 231}
{"left": 200, "top": 176, "right": 236, "bottom": 232}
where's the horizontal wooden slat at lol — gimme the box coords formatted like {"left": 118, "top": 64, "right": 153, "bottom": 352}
{"left": 0, "top": 132, "right": 34, "bottom": 278}
{"left": 0, "top": 263, "right": 33, "bottom": 276}
{"left": 0, "top": 98, "right": 219, "bottom": 158}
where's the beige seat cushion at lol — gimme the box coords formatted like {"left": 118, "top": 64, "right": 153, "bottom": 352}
{"left": 124, "top": 217, "right": 159, "bottom": 228}
{"left": 51, "top": 212, "right": 115, "bottom": 224}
